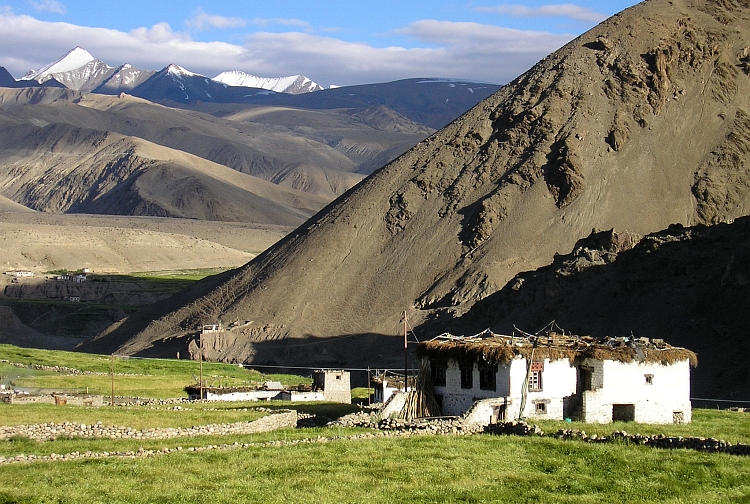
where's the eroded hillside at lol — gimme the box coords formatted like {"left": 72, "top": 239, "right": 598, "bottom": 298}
{"left": 84, "top": 0, "right": 750, "bottom": 387}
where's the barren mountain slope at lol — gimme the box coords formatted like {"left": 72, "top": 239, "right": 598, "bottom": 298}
{"left": 0, "top": 119, "right": 327, "bottom": 225}
{"left": 445, "top": 218, "right": 750, "bottom": 399}
{"left": 0, "top": 88, "right": 430, "bottom": 200}
{"left": 85, "top": 0, "right": 750, "bottom": 370}
{"left": 0, "top": 195, "right": 34, "bottom": 212}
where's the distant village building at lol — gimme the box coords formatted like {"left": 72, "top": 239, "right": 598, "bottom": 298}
{"left": 5, "top": 270, "right": 33, "bottom": 277}
{"left": 185, "top": 371, "right": 350, "bottom": 404}
{"left": 312, "top": 370, "right": 351, "bottom": 404}
{"left": 54, "top": 274, "right": 87, "bottom": 283}
{"left": 372, "top": 373, "right": 416, "bottom": 404}
{"left": 65, "top": 296, "right": 81, "bottom": 303}
{"left": 186, "top": 381, "right": 289, "bottom": 402}
{"left": 417, "top": 330, "right": 697, "bottom": 424}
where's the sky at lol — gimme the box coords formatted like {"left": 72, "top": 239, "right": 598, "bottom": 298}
{"left": 0, "top": 0, "right": 640, "bottom": 87}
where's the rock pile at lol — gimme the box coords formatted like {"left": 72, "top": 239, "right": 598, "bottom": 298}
{"left": 328, "top": 412, "right": 483, "bottom": 435}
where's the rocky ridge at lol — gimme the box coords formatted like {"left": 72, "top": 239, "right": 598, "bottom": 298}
{"left": 84, "top": 0, "right": 750, "bottom": 395}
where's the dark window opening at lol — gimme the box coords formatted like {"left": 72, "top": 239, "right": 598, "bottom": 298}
{"left": 431, "top": 361, "right": 447, "bottom": 387}
{"left": 645, "top": 374, "right": 654, "bottom": 385}
{"left": 460, "top": 366, "right": 473, "bottom": 389}
{"left": 578, "top": 366, "right": 593, "bottom": 393}
{"left": 535, "top": 402, "right": 547, "bottom": 414}
{"left": 479, "top": 366, "right": 497, "bottom": 391}
{"left": 612, "top": 403, "right": 636, "bottom": 422}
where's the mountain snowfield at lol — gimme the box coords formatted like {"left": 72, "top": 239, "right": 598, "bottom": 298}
{"left": 213, "top": 71, "right": 324, "bottom": 93}
{"left": 20, "top": 47, "right": 323, "bottom": 95}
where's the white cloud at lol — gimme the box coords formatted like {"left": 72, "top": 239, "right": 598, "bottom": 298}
{"left": 185, "top": 8, "right": 246, "bottom": 31}
{"left": 130, "top": 23, "right": 189, "bottom": 44}
{"left": 475, "top": 3, "right": 606, "bottom": 23}
{"left": 29, "top": 0, "right": 66, "bottom": 15}
{"left": 0, "top": 10, "right": 575, "bottom": 86}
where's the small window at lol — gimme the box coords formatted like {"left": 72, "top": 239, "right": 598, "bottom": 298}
{"left": 431, "top": 361, "right": 446, "bottom": 387}
{"left": 479, "top": 366, "right": 497, "bottom": 391}
{"left": 535, "top": 402, "right": 547, "bottom": 414}
{"left": 645, "top": 374, "right": 654, "bottom": 385}
{"left": 528, "top": 370, "right": 542, "bottom": 391}
{"left": 460, "top": 366, "right": 473, "bottom": 389}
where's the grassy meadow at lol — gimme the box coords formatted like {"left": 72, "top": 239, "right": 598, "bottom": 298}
{"left": 1, "top": 344, "right": 750, "bottom": 503}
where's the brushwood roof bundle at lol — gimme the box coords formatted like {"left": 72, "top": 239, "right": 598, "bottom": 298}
{"left": 416, "top": 330, "right": 698, "bottom": 367}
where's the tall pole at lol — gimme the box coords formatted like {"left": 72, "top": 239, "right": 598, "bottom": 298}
{"left": 403, "top": 310, "right": 408, "bottom": 394}
{"left": 110, "top": 354, "right": 114, "bottom": 407}
{"left": 199, "top": 335, "right": 203, "bottom": 402}
{"left": 367, "top": 366, "right": 371, "bottom": 406}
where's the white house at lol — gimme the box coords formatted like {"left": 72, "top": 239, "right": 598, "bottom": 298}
{"left": 5, "top": 270, "right": 33, "bottom": 277}
{"left": 417, "top": 331, "right": 697, "bottom": 424}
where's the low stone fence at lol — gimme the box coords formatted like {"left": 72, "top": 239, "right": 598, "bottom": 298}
{"left": 3, "top": 394, "right": 103, "bottom": 407}
{"left": 0, "top": 410, "right": 297, "bottom": 442}
{"left": 484, "top": 421, "right": 750, "bottom": 455}
{"left": 328, "top": 411, "right": 483, "bottom": 435}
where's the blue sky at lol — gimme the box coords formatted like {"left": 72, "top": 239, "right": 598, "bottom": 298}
{"left": 0, "top": 0, "right": 640, "bottom": 87}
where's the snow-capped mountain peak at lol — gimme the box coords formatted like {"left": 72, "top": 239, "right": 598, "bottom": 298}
{"left": 20, "top": 46, "right": 116, "bottom": 92}
{"left": 22, "top": 46, "right": 96, "bottom": 81}
{"left": 212, "top": 71, "right": 323, "bottom": 94}
{"left": 167, "top": 64, "right": 200, "bottom": 78}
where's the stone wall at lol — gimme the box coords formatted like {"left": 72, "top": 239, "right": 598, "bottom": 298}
{"left": 3, "top": 394, "right": 103, "bottom": 407}
{"left": 0, "top": 410, "right": 297, "bottom": 442}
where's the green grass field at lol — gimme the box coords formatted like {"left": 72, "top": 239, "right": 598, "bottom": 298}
{"left": 1, "top": 344, "right": 311, "bottom": 398}
{"left": 2, "top": 344, "right": 750, "bottom": 503}
{"left": 1, "top": 425, "right": 749, "bottom": 503}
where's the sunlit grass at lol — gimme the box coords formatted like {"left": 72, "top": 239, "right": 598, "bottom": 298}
{"left": 1, "top": 433, "right": 749, "bottom": 503}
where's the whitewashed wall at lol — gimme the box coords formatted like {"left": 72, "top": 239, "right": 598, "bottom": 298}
{"left": 203, "top": 390, "right": 279, "bottom": 401}
{"left": 581, "top": 359, "right": 692, "bottom": 424}
{"left": 508, "top": 358, "right": 577, "bottom": 420}
{"left": 429, "top": 355, "right": 691, "bottom": 424}
{"left": 280, "top": 390, "right": 325, "bottom": 402}
{"left": 434, "top": 360, "right": 512, "bottom": 416}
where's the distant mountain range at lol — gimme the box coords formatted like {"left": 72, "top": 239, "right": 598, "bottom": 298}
{"left": 19, "top": 47, "right": 323, "bottom": 95}
{"left": 6, "top": 47, "right": 501, "bottom": 130}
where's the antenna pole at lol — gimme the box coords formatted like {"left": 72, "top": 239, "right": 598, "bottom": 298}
{"left": 404, "top": 310, "right": 408, "bottom": 393}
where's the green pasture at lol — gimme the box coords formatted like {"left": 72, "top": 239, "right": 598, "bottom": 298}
{"left": 0, "top": 344, "right": 311, "bottom": 398}
{"left": 2, "top": 344, "right": 750, "bottom": 502}
{"left": 92, "top": 268, "right": 230, "bottom": 295}
{"left": 1, "top": 427, "right": 749, "bottom": 503}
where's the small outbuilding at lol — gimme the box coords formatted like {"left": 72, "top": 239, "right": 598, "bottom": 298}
{"left": 417, "top": 329, "right": 697, "bottom": 424}
{"left": 312, "top": 370, "right": 351, "bottom": 404}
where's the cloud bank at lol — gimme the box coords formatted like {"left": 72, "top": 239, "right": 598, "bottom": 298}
{"left": 0, "top": 9, "right": 576, "bottom": 86}
{"left": 475, "top": 3, "right": 607, "bottom": 23}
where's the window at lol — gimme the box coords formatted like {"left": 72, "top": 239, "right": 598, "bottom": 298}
{"left": 479, "top": 366, "right": 497, "bottom": 391}
{"left": 528, "top": 370, "right": 543, "bottom": 391}
{"left": 460, "top": 365, "right": 473, "bottom": 389}
{"left": 431, "top": 361, "right": 446, "bottom": 387}
{"left": 645, "top": 374, "right": 654, "bottom": 385}
{"left": 535, "top": 402, "right": 547, "bottom": 414}
{"left": 528, "top": 361, "right": 544, "bottom": 391}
